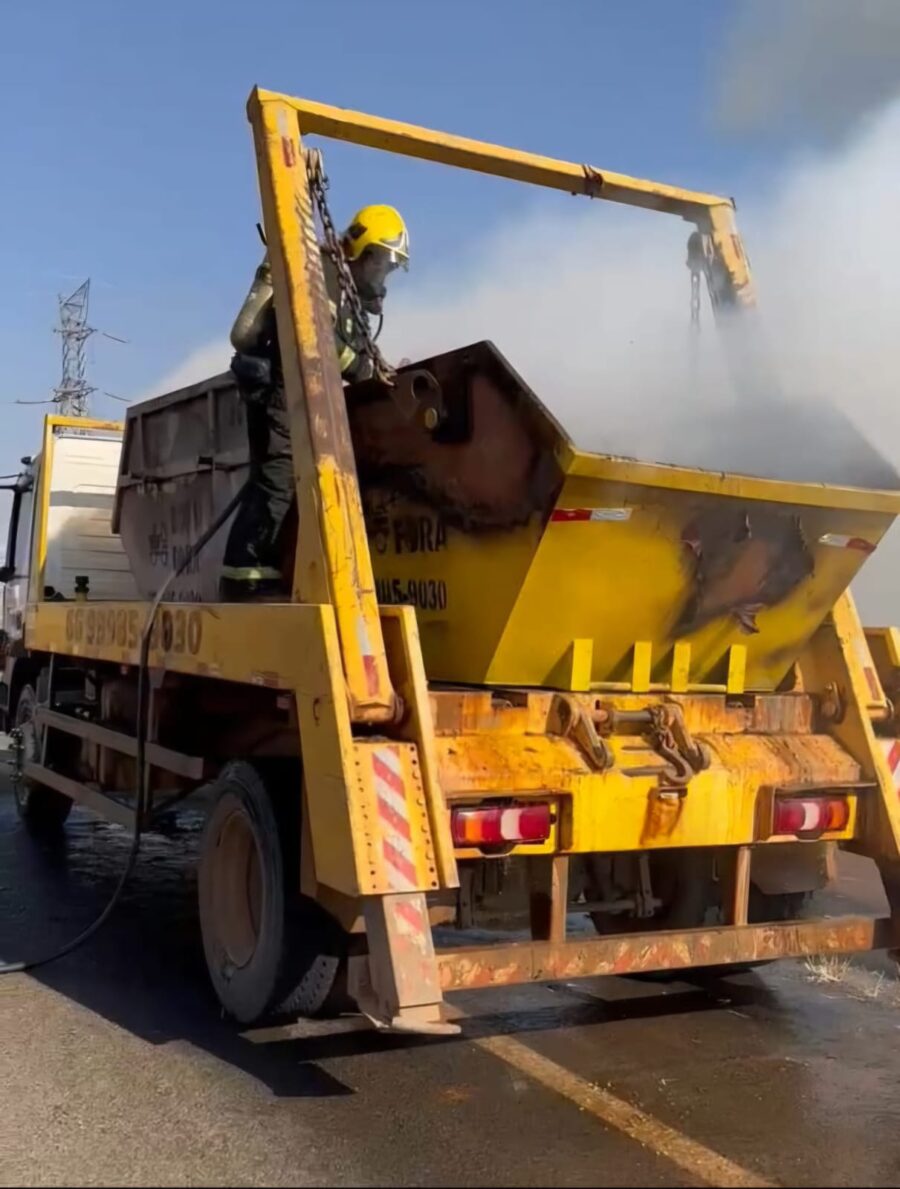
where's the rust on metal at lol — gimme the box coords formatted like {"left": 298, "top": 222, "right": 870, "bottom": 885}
{"left": 387, "top": 368, "right": 446, "bottom": 428}
{"left": 431, "top": 689, "right": 820, "bottom": 744}
{"left": 702, "top": 731, "right": 861, "bottom": 789}
{"left": 581, "top": 164, "right": 605, "bottom": 198}
{"left": 644, "top": 703, "right": 710, "bottom": 786}
{"left": 678, "top": 507, "right": 814, "bottom": 636}
{"left": 587, "top": 692, "right": 817, "bottom": 738}
{"left": 437, "top": 916, "right": 895, "bottom": 990}
{"left": 550, "top": 695, "right": 613, "bottom": 770}
{"left": 348, "top": 341, "right": 563, "bottom": 532}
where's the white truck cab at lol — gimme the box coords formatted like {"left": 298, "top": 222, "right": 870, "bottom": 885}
{"left": 0, "top": 418, "right": 136, "bottom": 723}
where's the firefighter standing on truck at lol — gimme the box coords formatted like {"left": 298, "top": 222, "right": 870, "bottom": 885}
{"left": 220, "top": 204, "right": 409, "bottom": 600}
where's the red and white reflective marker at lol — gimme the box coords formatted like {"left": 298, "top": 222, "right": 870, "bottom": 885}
{"left": 372, "top": 744, "right": 418, "bottom": 891}
{"left": 772, "top": 795, "right": 849, "bottom": 837}
{"left": 818, "top": 533, "right": 875, "bottom": 553}
{"left": 451, "top": 802, "right": 552, "bottom": 847}
{"left": 550, "top": 507, "right": 632, "bottom": 523}
{"left": 880, "top": 738, "right": 900, "bottom": 802}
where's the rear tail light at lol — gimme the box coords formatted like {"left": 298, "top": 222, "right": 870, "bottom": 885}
{"left": 772, "top": 795, "right": 850, "bottom": 838}
{"left": 451, "top": 802, "right": 552, "bottom": 848}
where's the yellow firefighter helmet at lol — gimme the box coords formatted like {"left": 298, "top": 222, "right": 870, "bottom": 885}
{"left": 342, "top": 205, "right": 409, "bottom": 269}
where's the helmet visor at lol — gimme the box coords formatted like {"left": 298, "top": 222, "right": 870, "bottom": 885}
{"left": 354, "top": 246, "right": 404, "bottom": 314}
{"left": 359, "top": 244, "right": 404, "bottom": 288}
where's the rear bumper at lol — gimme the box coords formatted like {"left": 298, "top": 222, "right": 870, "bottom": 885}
{"left": 437, "top": 915, "right": 896, "bottom": 991}
{"left": 432, "top": 688, "right": 871, "bottom": 859}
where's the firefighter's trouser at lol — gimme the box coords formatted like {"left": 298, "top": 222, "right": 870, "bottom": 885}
{"left": 221, "top": 379, "right": 292, "bottom": 588}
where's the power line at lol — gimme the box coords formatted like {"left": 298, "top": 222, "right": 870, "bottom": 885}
{"left": 11, "top": 279, "right": 128, "bottom": 414}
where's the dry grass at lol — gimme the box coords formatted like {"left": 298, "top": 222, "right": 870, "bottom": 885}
{"left": 804, "top": 954, "right": 853, "bottom": 985}
{"left": 803, "top": 954, "right": 900, "bottom": 1004}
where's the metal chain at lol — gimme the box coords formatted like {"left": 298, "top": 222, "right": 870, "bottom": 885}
{"left": 646, "top": 704, "right": 711, "bottom": 788}
{"left": 685, "top": 229, "right": 707, "bottom": 379}
{"left": 305, "top": 149, "right": 396, "bottom": 387}
{"left": 690, "top": 268, "right": 701, "bottom": 333}
{"left": 686, "top": 230, "right": 706, "bottom": 340}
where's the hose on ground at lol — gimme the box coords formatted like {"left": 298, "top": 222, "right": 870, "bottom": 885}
{"left": 0, "top": 482, "right": 249, "bottom": 974}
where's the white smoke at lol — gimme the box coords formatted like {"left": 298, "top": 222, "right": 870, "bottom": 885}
{"left": 717, "top": 0, "right": 900, "bottom": 139}
{"left": 379, "top": 98, "right": 900, "bottom": 622}
{"left": 144, "top": 97, "right": 900, "bottom": 620}
{"left": 138, "top": 339, "right": 230, "bottom": 399}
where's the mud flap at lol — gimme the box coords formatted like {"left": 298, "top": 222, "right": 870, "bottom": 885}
{"left": 750, "top": 841, "right": 835, "bottom": 897}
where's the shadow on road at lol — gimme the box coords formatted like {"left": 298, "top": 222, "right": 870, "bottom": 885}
{"left": 0, "top": 789, "right": 787, "bottom": 1098}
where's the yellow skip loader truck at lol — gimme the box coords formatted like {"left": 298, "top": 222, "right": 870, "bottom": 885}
{"left": 5, "top": 87, "right": 900, "bottom": 1033}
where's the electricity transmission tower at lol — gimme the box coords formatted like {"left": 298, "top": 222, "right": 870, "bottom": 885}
{"left": 53, "top": 280, "right": 96, "bottom": 416}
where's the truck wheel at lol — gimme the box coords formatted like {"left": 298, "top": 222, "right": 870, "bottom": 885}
{"left": 12, "top": 684, "right": 72, "bottom": 834}
{"left": 692, "top": 888, "right": 815, "bottom": 979}
{"left": 197, "top": 761, "right": 348, "bottom": 1024}
{"left": 749, "top": 886, "right": 812, "bottom": 923}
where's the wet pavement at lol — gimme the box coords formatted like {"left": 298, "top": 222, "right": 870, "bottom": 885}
{"left": 2, "top": 773, "right": 900, "bottom": 1188}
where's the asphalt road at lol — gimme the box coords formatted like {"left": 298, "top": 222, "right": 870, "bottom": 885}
{"left": 2, "top": 776, "right": 899, "bottom": 1188}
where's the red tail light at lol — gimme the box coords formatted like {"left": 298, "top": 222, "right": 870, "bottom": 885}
{"left": 451, "top": 802, "right": 552, "bottom": 847}
{"left": 773, "top": 795, "right": 850, "bottom": 838}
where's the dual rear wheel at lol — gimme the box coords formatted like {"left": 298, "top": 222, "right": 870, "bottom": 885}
{"left": 197, "top": 761, "right": 350, "bottom": 1024}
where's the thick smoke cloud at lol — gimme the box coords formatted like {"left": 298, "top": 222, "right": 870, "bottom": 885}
{"left": 380, "top": 98, "right": 900, "bottom": 621}
{"left": 716, "top": 0, "right": 900, "bottom": 140}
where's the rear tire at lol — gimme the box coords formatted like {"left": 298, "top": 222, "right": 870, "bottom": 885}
{"left": 749, "top": 886, "right": 812, "bottom": 923}
{"left": 12, "top": 684, "right": 72, "bottom": 834}
{"left": 584, "top": 853, "right": 813, "bottom": 979}
{"left": 691, "top": 889, "right": 815, "bottom": 979}
{"left": 197, "top": 761, "right": 349, "bottom": 1024}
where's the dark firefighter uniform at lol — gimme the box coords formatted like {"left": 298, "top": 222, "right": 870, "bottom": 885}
{"left": 220, "top": 204, "right": 409, "bottom": 599}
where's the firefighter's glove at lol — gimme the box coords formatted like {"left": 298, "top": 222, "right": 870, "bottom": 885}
{"left": 230, "top": 351, "right": 272, "bottom": 394}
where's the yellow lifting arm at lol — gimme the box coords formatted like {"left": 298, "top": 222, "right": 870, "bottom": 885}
{"left": 255, "top": 88, "right": 756, "bottom": 312}
{"left": 248, "top": 90, "right": 398, "bottom": 723}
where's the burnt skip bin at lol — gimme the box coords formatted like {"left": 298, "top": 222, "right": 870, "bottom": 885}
{"left": 347, "top": 341, "right": 566, "bottom": 532}
{"left": 115, "top": 343, "right": 900, "bottom": 692}
{"left": 349, "top": 341, "right": 900, "bottom": 691}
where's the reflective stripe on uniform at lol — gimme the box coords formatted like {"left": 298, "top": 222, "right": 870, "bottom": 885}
{"left": 329, "top": 297, "right": 359, "bottom": 375}
{"left": 220, "top": 565, "right": 283, "bottom": 581}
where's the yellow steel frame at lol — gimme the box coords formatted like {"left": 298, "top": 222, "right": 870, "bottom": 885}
{"left": 264, "top": 90, "right": 755, "bottom": 308}
{"left": 27, "top": 598, "right": 456, "bottom": 886}
{"left": 563, "top": 448, "right": 900, "bottom": 511}
{"left": 248, "top": 93, "right": 395, "bottom": 724}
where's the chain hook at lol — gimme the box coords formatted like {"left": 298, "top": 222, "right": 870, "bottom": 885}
{"left": 304, "top": 149, "right": 397, "bottom": 388}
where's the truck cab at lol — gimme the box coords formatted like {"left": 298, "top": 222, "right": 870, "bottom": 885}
{"left": 0, "top": 417, "right": 135, "bottom": 724}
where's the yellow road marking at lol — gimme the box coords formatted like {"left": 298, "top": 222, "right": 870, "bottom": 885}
{"left": 473, "top": 1030, "right": 775, "bottom": 1189}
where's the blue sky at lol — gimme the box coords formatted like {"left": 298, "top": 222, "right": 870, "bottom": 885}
{"left": 0, "top": 0, "right": 873, "bottom": 467}
{"left": 5, "top": 1, "right": 900, "bottom": 615}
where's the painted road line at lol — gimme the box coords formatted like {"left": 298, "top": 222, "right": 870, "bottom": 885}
{"left": 472, "top": 1029, "right": 774, "bottom": 1188}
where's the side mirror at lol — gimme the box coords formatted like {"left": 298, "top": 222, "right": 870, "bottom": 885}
{"left": 0, "top": 565, "right": 14, "bottom": 583}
